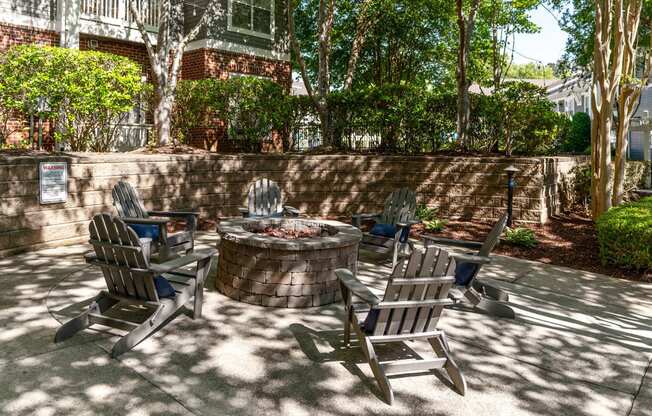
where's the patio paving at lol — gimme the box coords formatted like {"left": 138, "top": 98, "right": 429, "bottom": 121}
{"left": 0, "top": 232, "right": 651, "bottom": 416}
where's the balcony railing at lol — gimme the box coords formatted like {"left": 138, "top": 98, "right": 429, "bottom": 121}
{"left": 80, "top": 0, "right": 160, "bottom": 28}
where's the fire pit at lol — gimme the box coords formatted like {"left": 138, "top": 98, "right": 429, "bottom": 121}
{"left": 216, "top": 218, "right": 362, "bottom": 307}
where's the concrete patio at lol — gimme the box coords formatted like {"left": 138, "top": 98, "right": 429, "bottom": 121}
{"left": 0, "top": 233, "right": 651, "bottom": 416}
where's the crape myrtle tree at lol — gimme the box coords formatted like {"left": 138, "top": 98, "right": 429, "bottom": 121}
{"left": 555, "top": 0, "right": 652, "bottom": 218}
{"left": 129, "top": 0, "right": 223, "bottom": 146}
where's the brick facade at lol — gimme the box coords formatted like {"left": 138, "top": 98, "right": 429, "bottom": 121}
{"left": 0, "top": 22, "right": 59, "bottom": 53}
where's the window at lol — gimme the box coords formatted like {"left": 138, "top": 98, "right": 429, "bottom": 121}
{"left": 228, "top": 0, "right": 274, "bottom": 39}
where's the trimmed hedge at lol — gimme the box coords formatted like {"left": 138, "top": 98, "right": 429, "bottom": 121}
{"left": 596, "top": 197, "right": 652, "bottom": 269}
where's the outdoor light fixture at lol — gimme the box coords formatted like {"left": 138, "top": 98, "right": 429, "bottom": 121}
{"left": 504, "top": 165, "right": 519, "bottom": 227}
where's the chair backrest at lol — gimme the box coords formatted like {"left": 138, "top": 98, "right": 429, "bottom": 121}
{"left": 112, "top": 181, "right": 149, "bottom": 219}
{"left": 478, "top": 213, "right": 509, "bottom": 257}
{"left": 88, "top": 213, "right": 159, "bottom": 302}
{"left": 247, "top": 178, "right": 284, "bottom": 217}
{"left": 370, "top": 246, "right": 456, "bottom": 337}
{"left": 379, "top": 188, "right": 417, "bottom": 225}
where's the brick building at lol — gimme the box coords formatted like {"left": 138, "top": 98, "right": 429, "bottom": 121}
{"left": 0, "top": 0, "right": 292, "bottom": 149}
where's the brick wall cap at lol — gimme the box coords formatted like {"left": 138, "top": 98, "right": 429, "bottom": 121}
{"left": 218, "top": 218, "right": 361, "bottom": 250}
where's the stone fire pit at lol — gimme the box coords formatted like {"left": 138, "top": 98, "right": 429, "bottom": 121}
{"left": 216, "top": 218, "right": 362, "bottom": 308}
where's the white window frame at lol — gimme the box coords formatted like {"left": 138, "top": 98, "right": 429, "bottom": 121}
{"left": 227, "top": 0, "right": 275, "bottom": 40}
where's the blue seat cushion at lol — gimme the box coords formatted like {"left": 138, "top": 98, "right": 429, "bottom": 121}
{"left": 362, "top": 309, "right": 380, "bottom": 334}
{"left": 129, "top": 223, "right": 160, "bottom": 241}
{"left": 369, "top": 223, "right": 410, "bottom": 243}
{"left": 154, "top": 276, "right": 176, "bottom": 299}
{"left": 455, "top": 262, "right": 479, "bottom": 286}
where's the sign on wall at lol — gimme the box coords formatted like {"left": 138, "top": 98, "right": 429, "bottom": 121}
{"left": 39, "top": 162, "right": 68, "bottom": 204}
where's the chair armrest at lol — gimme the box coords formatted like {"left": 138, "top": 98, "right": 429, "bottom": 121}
{"left": 451, "top": 253, "right": 491, "bottom": 265}
{"left": 149, "top": 248, "right": 218, "bottom": 274}
{"left": 335, "top": 268, "right": 380, "bottom": 306}
{"left": 283, "top": 206, "right": 301, "bottom": 217}
{"left": 351, "top": 213, "right": 381, "bottom": 228}
{"left": 422, "top": 234, "right": 484, "bottom": 249}
{"left": 148, "top": 210, "right": 199, "bottom": 218}
{"left": 122, "top": 217, "right": 169, "bottom": 226}
{"left": 396, "top": 219, "right": 420, "bottom": 228}
{"left": 238, "top": 207, "right": 249, "bottom": 217}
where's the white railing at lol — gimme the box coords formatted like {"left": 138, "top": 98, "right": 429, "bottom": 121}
{"left": 80, "top": 0, "right": 160, "bottom": 27}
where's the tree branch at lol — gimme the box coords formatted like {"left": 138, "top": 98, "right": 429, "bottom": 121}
{"left": 288, "top": 0, "right": 317, "bottom": 104}
{"left": 128, "top": 0, "right": 159, "bottom": 70}
{"left": 343, "top": 0, "right": 374, "bottom": 91}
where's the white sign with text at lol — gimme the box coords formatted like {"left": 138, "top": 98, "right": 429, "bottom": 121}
{"left": 39, "top": 162, "right": 68, "bottom": 204}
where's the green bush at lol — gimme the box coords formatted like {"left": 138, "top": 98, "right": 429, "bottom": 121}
{"left": 423, "top": 219, "right": 448, "bottom": 233}
{"left": 568, "top": 162, "right": 651, "bottom": 208}
{"left": 502, "top": 227, "right": 539, "bottom": 248}
{"left": 173, "top": 77, "right": 290, "bottom": 151}
{"left": 0, "top": 45, "right": 145, "bottom": 151}
{"left": 596, "top": 197, "right": 652, "bottom": 269}
{"left": 561, "top": 112, "right": 591, "bottom": 154}
{"left": 415, "top": 204, "right": 438, "bottom": 221}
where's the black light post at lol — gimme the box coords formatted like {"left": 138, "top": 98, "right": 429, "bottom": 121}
{"left": 504, "top": 165, "right": 519, "bottom": 227}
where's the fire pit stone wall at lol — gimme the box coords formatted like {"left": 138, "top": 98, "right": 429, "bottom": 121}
{"left": 216, "top": 218, "right": 362, "bottom": 308}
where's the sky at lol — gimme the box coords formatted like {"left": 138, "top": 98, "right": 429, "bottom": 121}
{"left": 511, "top": 5, "right": 568, "bottom": 65}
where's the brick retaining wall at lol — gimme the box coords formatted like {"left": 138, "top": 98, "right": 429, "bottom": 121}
{"left": 0, "top": 153, "right": 587, "bottom": 256}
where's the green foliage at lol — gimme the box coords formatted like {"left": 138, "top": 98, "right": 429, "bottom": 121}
{"left": 505, "top": 63, "right": 556, "bottom": 80}
{"left": 423, "top": 218, "right": 448, "bottom": 233}
{"left": 173, "top": 77, "right": 291, "bottom": 151}
{"left": 502, "top": 227, "right": 538, "bottom": 248}
{"left": 568, "top": 162, "right": 650, "bottom": 209}
{"left": 416, "top": 204, "right": 439, "bottom": 221}
{"left": 0, "top": 45, "right": 145, "bottom": 151}
{"left": 561, "top": 112, "right": 591, "bottom": 154}
{"left": 596, "top": 197, "right": 652, "bottom": 269}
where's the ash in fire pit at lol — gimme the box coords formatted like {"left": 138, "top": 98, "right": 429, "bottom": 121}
{"left": 247, "top": 220, "right": 334, "bottom": 240}
{"left": 217, "top": 218, "right": 362, "bottom": 308}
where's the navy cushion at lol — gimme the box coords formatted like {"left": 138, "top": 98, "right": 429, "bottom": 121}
{"left": 369, "top": 223, "right": 410, "bottom": 243}
{"left": 362, "top": 309, "right": 380, "bottom": 334}
{"left": 154, "top": 276, "right": 176, "bottom": 299}
{"left": 129, "top": 223, "right": 160, "bottom": 241}
{"left": 455, "top": 262, "right": 479, "bottom": 286}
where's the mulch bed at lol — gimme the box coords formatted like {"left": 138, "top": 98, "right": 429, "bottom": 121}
{"left": 411, "top": 213, "right": 650, "bottom": 282}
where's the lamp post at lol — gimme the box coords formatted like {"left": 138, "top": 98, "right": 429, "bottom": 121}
{"left": 504, "top": 165, "right": 519, "bottom": 227}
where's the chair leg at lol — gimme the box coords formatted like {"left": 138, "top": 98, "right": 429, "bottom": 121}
{"left": 54, "top": 312, "right": 90, "bottom": 343}
{"left": 361, "top": 337, "right": 394, "bottom": 405}
{"left": 343, "top": 308, "right": 353, "bottom": 346}
{"left": 54, "top": 293, "right": 117, "bottom": 343}
{"left": 473, "top": 280, "right": 510, "bottom": 302}
{"left": 111, "top": 305, "right": 168, "bottom": 358}
{"left": 193, "top": 257, "right": 212, "bottom": 319}
{"left": 464, "top": 287, "right": 516, "bottom": 319}
{"left": 429, "top": 333, "right": 467, "bottom": 396}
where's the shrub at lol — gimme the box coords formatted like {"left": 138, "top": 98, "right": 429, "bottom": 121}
{"left": 172, "top": 77, "right": 290, "bottom": 151}
{"left": 0, "top": 45, "right": 146, "bottom": 151}
{"left": 596, "top": 197, "right": 652, "bottom": 269}
{"left": 561, "top": 112, "right": 591, "bottom": 154}
{"left": 423, "top": 219, "right": 448, "bottom": 233}
{"left": 503, "top": 227, "right": 539, "bottom": 248}
{"left": 416, "top": 204, "right": 438, "bottom": 221}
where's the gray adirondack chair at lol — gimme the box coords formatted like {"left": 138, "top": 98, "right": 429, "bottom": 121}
{"left": 112, "top": 180, "right": 198, "bottom": 260}
{"left": 54, "top": 213, "right": 216, "bottom": 358}
{"left": 335, "top": 245, "right": 467, "bottom": 405}
{"left": 352, "top": 187, "right": 419, "bottom": 268}
{"left": 239, "top": 178, "right": 300, "bottom": 217}
{"left": 422, "top": 213, "right": 514, "bottom": 319}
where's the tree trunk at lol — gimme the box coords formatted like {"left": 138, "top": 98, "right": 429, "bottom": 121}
{"left": 455, "top": 0, "right": 480, "bottom": 150}
{"left": 155, "top": 93, "right": 173, "bottom": 146}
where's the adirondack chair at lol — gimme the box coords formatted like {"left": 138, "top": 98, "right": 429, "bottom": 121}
{"left": 335, "top": 245, "right": 467, "bottom": 405}
{"left": 54, "top": 213, "right": 216, "bottom": 358}
{"left": 352, "top": 188, "right": 419, "bottom": 268}
{"left": 239, "top": 178, "right": 300, "bottom": 218}
{"left": 112, "top": 180, "right": 198, "bottom": 260}
{"left": 422, "top": 213, "right": 515, "bottom": 319}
